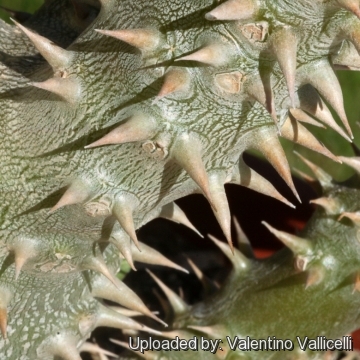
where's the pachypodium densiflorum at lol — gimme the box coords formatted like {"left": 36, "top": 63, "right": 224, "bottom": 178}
{"left": 1, "top": 0, "right": 360, "bottom": 359}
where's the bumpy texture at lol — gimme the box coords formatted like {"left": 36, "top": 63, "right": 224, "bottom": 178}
{"left": 1, "top": 0, "right": 360, "bottom": 359}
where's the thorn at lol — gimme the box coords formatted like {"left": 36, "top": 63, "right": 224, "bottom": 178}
{"left": 0, "top": 308, "right": 7, "bottom": 338}
{"left": 353, "top": 272, "right": 360, "bottom": 293}
{"left": 293, "top": 168, "right": 322, "bottom": 194}
{"left": 281, "top": 117, "right": 340, "bottom": 163}
{"left": 208, "top": 234, "right": 250, "bottom": 272}
{"left": 205, "top": 0, "right": 258, "bottom": 21}
{"left": 336, "top": 0, "right": 360, "bottom": 18}
{"left": 146, "top": 269, "right": 189, "bottom": 315}
{"left": 338, "top": 156, "right": 360, "bottom": 175}
{"left": 85, "top": 114, "right": 157, "bottom": 149}
{"left": 310, "top": 197, "right": 341, "bottom": 215}
{"left": 31, "top": 78, "right": 81, "bottom": 103}
{"left": 234, "top": 156, "right": 295, "bottom": 208}
{"left": 8, "top": 239, "right": 38, "bottom": 280}
{"left": 80, "top": 342, "right": 117, "bottom": 358}
{"left": 305, "top": 267, "right": 325, "bottom": 289}
{"left": 91, "top": 273, "right": 167, "bottom": 326}
{"left": 50, "top": 181, "right": 92, "bottom": 213}
{"left": 171, "top": 133, "right": 213, "bottom": 207}
{"left": 262, "top": 221, "right": 313, "bottom": 256}
{"left": 176, "top": 44, "right": 229, "bottom": 67}
{"left": 294, "top": 151, "right": 333, "bottom": 190}
{"left": 159, "top": 202, "right": 203, "bottom": 237}
{"left": 299, "top": 61, "right": 353, "bottom": 139}
{"left": 131, "top": 241, "right": 188, "bottom": 273}
{"left": 186, "top": 257, "right": 219, "bottom": 294}
{"left": 233, "top": 217, "right": 255, "bottom": 259}
{"left": 245, "top": 76, "right": 277, "bottom": 123}
{"left": 155, "top": 68, "right": 191, "bottom": 101}
{"left": 152, "top": 289, "right": 172, "bottom": 320}
{"left": 96, "top": 303, "right": 163, "bottom": 334}
{"left": 293, "top": 168, "right": 317, "bottom": 184}
{"left": 95, "top": 28, "right": 161, "bottom": 52}
{"left": 109, "top": 306, "right": 151, "bottom": 318}
{"left": 249, "top": 127, "right": 300, "bottom": 202}
{"left": 299, "top": 85, "right": 351, "bottom": 142}
{"left": 112, "top": 193, "right": 140, "bottom": 250}
{"left": 270, "top": 27, "right": 297, "bottom": 107}
{"left": 208, "top": 174, "right": 233, "bottom": 253}
{"left": 289, "top": 108, "right": 325, "bottom": 128}
{"left": 338, "top": 211, "right": 360, "bottom": 226}
{"left": 80, "top": 255, "right": 120, "bottom": 289}
{"left": 11, "top": 19, "right": 72, "bottom": 71}
{"left": 110, "top": 231, "right": 136, "bottom": 271}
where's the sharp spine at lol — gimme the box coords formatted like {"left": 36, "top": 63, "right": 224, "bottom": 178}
{"left": 176, "top": 44, "right": 229, "bottom": 67}
{"left": 0, "top": 308, "right": 7, "bottom": 339}
{"left": 110, "top": 231, "right": 136, "bottom": 271}
{"left": 85, "top": 114, "right": 157, "bottom": 149}
{"left": 299, "top": 85, "right": 351, "bottom": 142}
{"left": 208, "top": 234, "right": 250, "bottom": 272}
{"left": 249, "top": 127, "right": 300, "bottom": 202}
{"left": 245, "top": 76, "right": 277, "bottom": 122}
{"left": 233, "top": 217, "right": 255, "bottom": 259}
{"left": 289, "top": 108, "right": 325, "bottom": 128}
{"left": 353, "top": 272, "right": 360, "bottom": 293}
{"left": 294, "top": 151, "right": 333, "bottom": 190}
{"left": 171, "top": 133, "right": 214, "bottom": 207}
{"left": 232, "top": 155, "right": 295, "bottom": 208}
{"left": 8, "top": 239, "right": 38, "bottom": 280}
{"left": 262, "top": 222, "right": 313, "bottom": 256}
{"left": 11, "top": 19, "right": 73, "bottom": 71}
{"left": 205, "top": 0, "right": 258, "bottom": 21}
{"left": 186, "top": 257, "right": 219, "bottom": 294}
{"left": 31, "top": 78, "right": 81, "bottom": 103}
{"left": 95, "top": 28, "right": 161, "bottom": 52}
{"left": 131, "top": 241, "right": 188, "bottom": 273}
{"left": 146, "top": 269, "right": 189, "bottom": 315}
{"left": 299, "top": 61, "right": 353, "bottom": 139}
{"left": 91, "top": 274, "right": 166, "bottom": 326}
{"left": 95, "top": 303, "right": 164, "bottom": 333}
{"left": 159, "top": 202, "right": 202, "bottom": 237}
{"left": 155, "top": 68, "right": 191, "bottom": 100}
{"left": 208, "top": 173, "right": 233, "bottom": 252}
{"left": 338, "top": 211, "right": 360, "bottom": 226}
{"left": 338, "top": 156, "right": 360, "bottom": 175}
{"left": 50, "top": 181, "right": 91, "bottom": 213}
{"left": 80, "top": 255, "right": 120, "bottom": 288}
{"left": 305, "top": 266, "right": 325, "bottom": 289}
{"left": 270, "top": 27, "right": 297, "bottom": 107}
{"left": 281, "top": 117, "right": 340, "bottom": 162}
{"left": 310, "top": 197, "right": 341, "bottom": 215}
{"left": 112, "top": 193, "right": 140, "bottom": 250}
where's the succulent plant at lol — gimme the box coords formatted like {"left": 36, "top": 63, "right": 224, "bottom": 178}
{"left": 2, "top": 0, "right": 360, "bottom": 359}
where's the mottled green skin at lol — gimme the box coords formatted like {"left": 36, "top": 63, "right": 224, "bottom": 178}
{"left": 0, "top": 0, "right": 359, "bottom": 359}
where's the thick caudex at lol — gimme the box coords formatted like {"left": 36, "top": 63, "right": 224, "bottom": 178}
{"left": 0, "top": 0, "right": 359, "bottom": 359}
